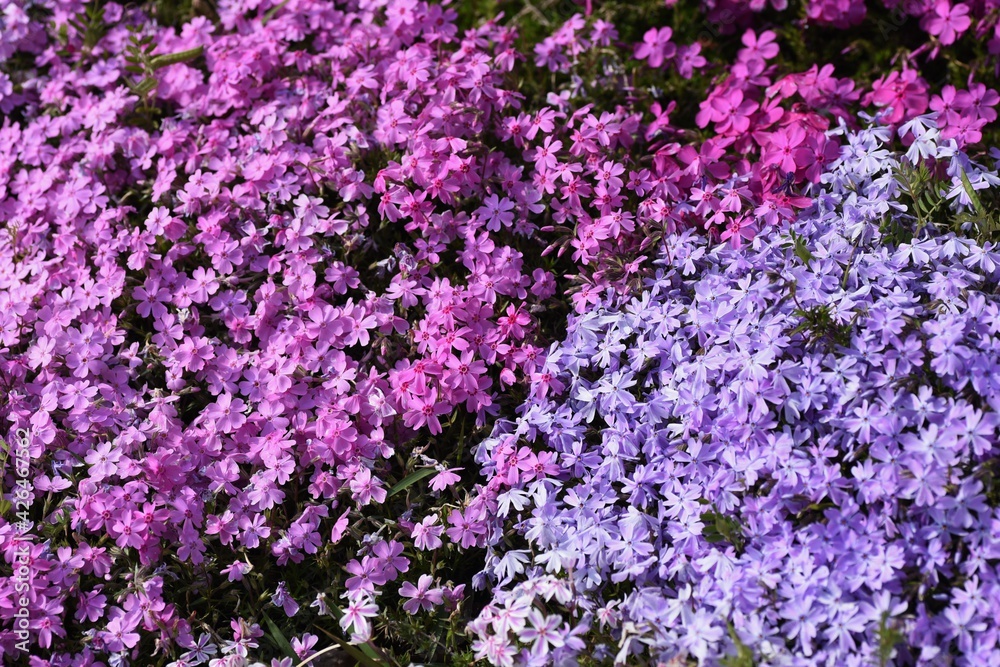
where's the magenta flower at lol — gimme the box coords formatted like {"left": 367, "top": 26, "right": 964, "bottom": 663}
{"left": 675, "top": 43, "right": 707, "bottom": 78}
{"left": 132, "top": 283, "right": 171, "bottom": 319}
{"left": 923, "top": 1, "right": 972, "bottom": 45}
{"left": 866, "top": 68, "right": 929, "bottom": 124}
{"left": 237, "top": 514, "right": 271, "bottom": 549}
{"left": 739, "top": 29, "right": 780, "bottom": 62}
{"left": 291, "top": 633, "right": 319, "bottom": 659}
{"left": 221, "top": 560, "right": 252, "bottom": 582}
{"left": 445, "top": 508, "right": 487, "bottom": 548}
{"left": 112, "top": 511, "right": 148, "bottom": 549}
{"left": 402, "top": 390, "right": 451, "bottom": 435}
{"left": 75, "top": 589, "right": 107, "bottom": 623}
{"left": 2, "top": 0, "right": 998, "bottom": 663}
{"left": 349, "top": 467, "right": 388, "bottom": 506}
{"left": 634, "top": 27, "right": 676, "bottom": 68}
{"left": 411, "top": 514, "right": 445, "bottom": 551}
{"left": 400, "top": 575, "right": 445, "bottom": 614}
{"left": 84, "top": 442, "right": 122, "bottom": 481}
{"left": 698, "top": 88, "right": 759, "bottom": 134}
{"left": 204, "top": 393, "right": 247, "bottom": 433}
{"left": 345, "top": 556, "right": 389, "bottom": 593}
{"left": 429, "top": 467, "right": 464, "bottom": 491}
{"left": 764, "top": 124, "right": 808, "bottom": 173}
{"left": 101, "top": 611, "right": 140, "bottom": 653}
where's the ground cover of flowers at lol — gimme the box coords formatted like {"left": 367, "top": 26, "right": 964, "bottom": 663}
{"left": 0, "top": 0, "right": 999, "bottom": 666}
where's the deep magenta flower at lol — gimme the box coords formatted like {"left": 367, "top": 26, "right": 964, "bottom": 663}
{"left": 402, "top": 390, "right": 451, "bottom": 435}
{"left": 923, "top": 1, "right": 972, "bottom": 45}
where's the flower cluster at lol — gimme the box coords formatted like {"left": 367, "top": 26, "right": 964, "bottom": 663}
{"left": 0, "top": 0, "right": 999, "bottom": 665}
{"left": 467, "top": 118, "right": 1000, "bottom": 666}
{"left": 514, "top": 5, "right": 999, "bottom": 313}
{"left": 0, "top": 0, "right": 561, "bottom": 663}
{"left": 702, "top": 0, "right": 991, "bottom": 39}
{"left": 524, "top": 22, "right": 864, "bottom": 310}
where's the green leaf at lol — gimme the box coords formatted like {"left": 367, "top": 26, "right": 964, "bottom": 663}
{"left": 263, "top": 0, "right": 292, "bottom": 25}
{"left": 295, "top": 645, "right": 347, "bottom": 667}
{"left": 795, "top": 501, "right": 834, "bottom": 519}
{"left": 789, "top": 230, "right": 814, "bottom": 264}
{"left": 959, "top": 168, "right": 986, "bottom": 216}
{"left": 314, "top": 614, "right": 388, "bottom": 667}
{"left": 263, "top": 614, "right": 297, "bottom": 661}
{"left": 700, "top": 510, "right": 745, "bottom": 551}
{"left": 0, "top": 438, "right": 13, "bottom": 507}
{"left": 876, "top": 612, "right": 903, "bottom": 667}
{"left": 133, "top": 77, "right": 158, "bottom": 96}
{"left": 149, "top": 46, "right": 204, "bottom": 71}
{"left": 388, "top": 467, "right": 437, "bottom": 497}
{"left": 720, "top": 621, "right": 755, "bottom": 667}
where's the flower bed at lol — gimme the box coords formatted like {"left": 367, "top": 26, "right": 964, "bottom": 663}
{"left": 0, "top": 0, "right": 998, "bottom": 665}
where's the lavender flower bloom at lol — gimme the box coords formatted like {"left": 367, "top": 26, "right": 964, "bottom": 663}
{"left": 469, "top": 117, "right": 1000, "bottom": 666}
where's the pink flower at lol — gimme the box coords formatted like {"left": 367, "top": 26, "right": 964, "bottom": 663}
{"left": 75, "top": 589, "right": 107, "bottom": 623}
{"left": 112, "top": 511, "right": 148, "bottom": 549}
{"left": 675, "top": 43, "right": 707, "bottom": 79}
{"left": 410, "top": 514, "right": 445, "bottom": 550}
{"left": 339, "top": 595, "right": 379, "bottom": 641}
{"left": 399, "top": 574, "right": 444, "bottom": 614}
{"left": 764, "top": 124, "right": 808, "bottom": 174}
{"left": 330, "top": 509, "right": 351, "bottom": 544}
{"left": 349, "top": 467, "right": 388, "bottom": 506}
{"left": 272, "top": 581, "right": 300, "bottom": 618}
{"left": 923, "top": 1, "right": 972, "bottom": 45}
{"left": 955, "top": 83, "right": 1000, "bottom": 123}
{"left": 402, "top": 389, "right": 451, "bottom": 435}
{"left": 739, "top": 29, "right": 780, "bottom": 62}
{"left": 221, "top": 560, "right": 252, "bottom": 582}
{"left": 204, "top": 393, "right": 247, "bottom": 433}
{"left": 132, "top": 283, "right": 171, "bottom": 319}
{"left": 102, "top": 611, "right": 140, "bottom": 653}
{"left": 429, "top": 467, "right": 464, "bottom": 491}
{"left": 292, "top": 633, "right": 319, "bottom": 659}
{"left": 698, "top": 88, "right": 759, "bottom": 135}
{"left": 84, "top": 442, "right": 122, "bottom": 481}
{"left": 373, "top": 540, "right": 410, "bottom": 579}
{"left": 866, "top": 69, "right": 929, "bottom": 124}
{"left": 476, "top": 194, "right": 516, "bottom": 232}
{"left": 345, "top": 556, "right": 389, "bottom": 594}
{"left": 238, "top": 514, "right": 271, "bottom": 548}
{"left": 720, "top": 216, "right": 758, "bottom": 249}
{"left": 445, "top": 508, "right": 486, "bottom": 548}
{"left": 634, "top": 27, "right": 676, "bottom": 68}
